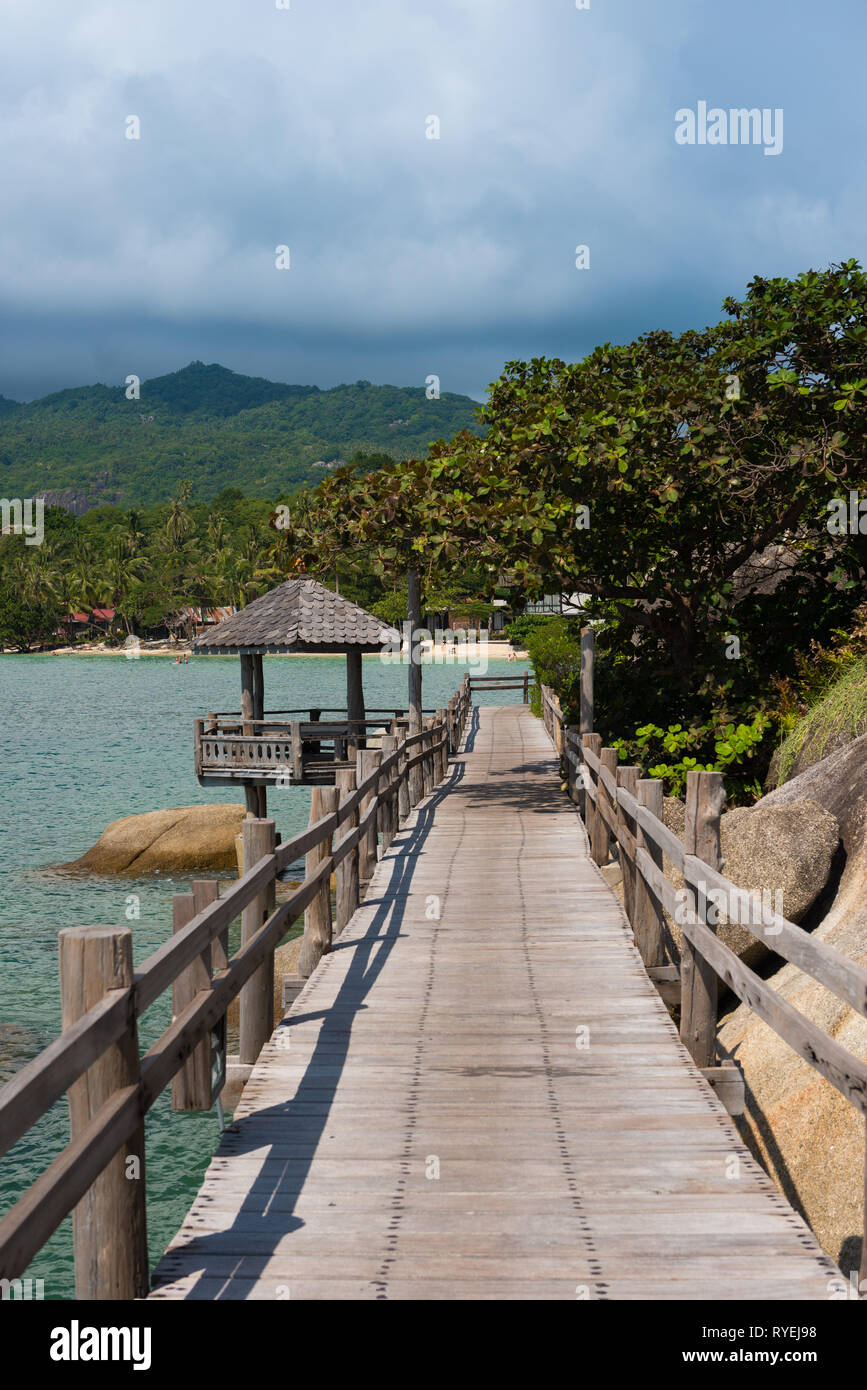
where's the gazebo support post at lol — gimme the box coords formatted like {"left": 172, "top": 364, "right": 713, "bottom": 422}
{"left": 240, "top": 652, "right": 260, "bottom": 815}
{"left": 252, "top": 653, "right": 266, "bottom": 817}
{"left": 346, "top": 647, "right": 366, "bottom": 753}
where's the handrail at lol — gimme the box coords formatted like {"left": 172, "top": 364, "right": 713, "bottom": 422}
{"left": 466, "top": 672, "right": 530, "bottom": 702}
{"left": 543, "top": 635, "right": 867, "bottom": 1293}
{"left": 568, "top": 731, "right": 867, "bottom": 1073}
{"left": 0, "top": 674, "right": 474, "bottom": 1294}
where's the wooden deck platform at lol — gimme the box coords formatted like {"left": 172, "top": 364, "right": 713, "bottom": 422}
{"left": 150, "top": 704, "right": 841, "bottom": 1300}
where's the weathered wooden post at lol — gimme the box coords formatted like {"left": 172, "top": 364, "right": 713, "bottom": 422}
{"left": 193, "top": 878, "right": 225, "bottom": 1100}
{"left": 397, "top": 730, "right": 411, "bottom": 824}
{"left": 59, "top": 926, "right": 148, "bottom": 1300}
{"left": 194, "top": 719, "right": 204, "bottom": 777}
{"left": 435, "top": 709, "right": 448, "bottom": 780}
{"left": 522, "top": 670, "right": 529, "bottom": 703}
{"left": 240, "top": 655, "right": 254, "bottom": 735}
{"left": 408, "top": 735, "right": 423, "bottom": 810}
{"left": 565, "top": 725, "right": 580, "bottom": 803}
{"left": 299, "top": 787, "right": 338, "bottom": 977}
{"left": 680, "top": 770, "right": 726, "bottom": 1068}
{"left": 616, "top": 766, "right": 640, "bottom": 925}
{"left": 635, "top": 780, "right": 666, "bottom": 966}
{"left": 171, "top": 892, "right": 212, "bottom": 1110}
{"left": 239, "top": 817, "right": 276, "bottom": 1061}
{"left": 595, "top": 746, "right": 618, "bottom": 866}
{"left": 421, "top": 716, "right": 434, "bottom": 797}
{"left": 379, "top": 734, "right": 397, "bottom": 851}
{"left": 583, "top": 732, "right": 602, "bottom": 852}
{"left": 194, "top": 878, "right": 223, "bottom": 968}
{"left": 357, "top": 748, "right": 381, "bottom": 883}
{"left": 289, "top": 720, "right": 303, "bottom": 781}
{"left": 576, "top": 627, "right": 594, "bottom": 815}
{"left": 240, "top": 653, "right": 258, "bottom": 815}
{"left": 580, "top": 626, "right": 594, "bottom": 734}
{"left": 335, "top": 769, "right": 359, "bottom": 934}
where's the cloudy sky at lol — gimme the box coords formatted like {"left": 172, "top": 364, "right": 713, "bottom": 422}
{"left": 1, "top": 0, "right": 864, "bottom": 402}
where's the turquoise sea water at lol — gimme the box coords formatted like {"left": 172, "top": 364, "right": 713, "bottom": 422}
{"left": 0, "top": 651, "right": 530, "bottom": 1298}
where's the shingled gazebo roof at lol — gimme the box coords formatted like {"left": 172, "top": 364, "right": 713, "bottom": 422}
{"left": 191, "top": 577, "right": 400, "bottom": 655}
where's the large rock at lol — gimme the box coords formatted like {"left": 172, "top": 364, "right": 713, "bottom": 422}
{"left": 659, "top": 797, "right": 839, "bottom": 970}
{"left": 716, "top": 736, "right": 867, "bottom": 1273}
{"left": 719, "top": 836, "right": 867, "bottom": 1275}
{"left": 64, "top": 804, "right": 247, "bottom": 874}
{"left": 763, "top": 732, "right": 867, "bottom": 853}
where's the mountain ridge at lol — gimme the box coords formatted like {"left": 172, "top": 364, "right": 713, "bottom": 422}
{"left": 0, "top": 361, "right": 484, "bottom": 509}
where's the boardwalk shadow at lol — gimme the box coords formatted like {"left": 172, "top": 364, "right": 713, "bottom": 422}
{"left": 153, "top": 760, "right": 464, "bottom": 1299}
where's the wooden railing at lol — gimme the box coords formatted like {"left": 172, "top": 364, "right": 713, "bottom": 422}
{"left": 195, "top": 707, "right": 471, "bottom": 785}
{"left": 467, "top": 672, "right": 530, "bottom": 701}
{"left": 540, "top": 635, "right": 867, "bottom": 1293}
{"left": 0, "top": 677, "right": 472, "bottom": 1299}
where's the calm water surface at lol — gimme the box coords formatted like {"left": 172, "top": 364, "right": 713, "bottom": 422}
{"left": 0, "top": 651, "right": 529, "bottom": 1297}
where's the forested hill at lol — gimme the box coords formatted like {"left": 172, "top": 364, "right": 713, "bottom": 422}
{"left": 0, "top": 362, "right": 484, "bottom": 509}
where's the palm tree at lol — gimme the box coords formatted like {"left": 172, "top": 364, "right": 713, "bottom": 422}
{"left": 99, "top": 540, "right": 146, "bottom": 634}
{"left": 125, "top": 510, "right": 145, "bottom": 557}
{"left": 166, "top": 480, "right": 193, "bottom": 549}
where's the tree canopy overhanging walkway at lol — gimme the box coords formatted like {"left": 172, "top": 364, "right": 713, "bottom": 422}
{"left": 150, "top": 704, "right": 841, "bottom": 1301}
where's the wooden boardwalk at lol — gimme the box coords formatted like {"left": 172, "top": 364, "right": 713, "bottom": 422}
{"left": 150, "top": 704, "right": 840, "bottom": 1300}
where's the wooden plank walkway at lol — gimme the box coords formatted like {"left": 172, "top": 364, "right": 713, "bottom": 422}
{"left": 150, "top": 704, "right": 840, "bottom": 1300}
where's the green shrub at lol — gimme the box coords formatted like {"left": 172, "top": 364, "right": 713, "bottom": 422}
{"left": 523, "top": 618, "right": 583, "bottom": 718}
{"left": 612, "top": 713, "right": 771, "bottom": 803}
{"left": 504, "top": 614, "right": 557, "bottom": 646}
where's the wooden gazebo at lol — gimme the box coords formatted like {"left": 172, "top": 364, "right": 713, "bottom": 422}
{"left": 191, "top": 578, "right": 400, "bottom": 812}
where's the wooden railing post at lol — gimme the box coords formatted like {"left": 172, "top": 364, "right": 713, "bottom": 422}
{"left": 194, "top": 719, "right": 204, "bottom": 776}
{"left": 239, "top": 817, "right": 276, "bottom": 1060}
{"left": 171, "top": 891, "right": 213, "bottom": 1111}
{"left": 194, "top": 878, "right": 225, "bottom": 1100}
{"left": 58, "top": 926, "right": 148, "bottom": 1300}
{"left": 635, "top": 780, "right": 666, "bottom": 966}
{"left": 299, "top": 788, "right": 338, "bottom": 978}
{"left": 446, "top": 696, "right": 457, "bottom": 754}
{"left": 408, "top": 720, "right": 424, "bottom": 806}
{"left": 289, "top": 720, "right": 303, "bottom": 781}
{"left": 379, "top": 734, "right": 397, "bottom": 852}
{"left": 680, "top": 770, "right": 726, "bottom": 1067}
{"left": 407, "top": 737, "right": 423, "bottom": 810}
{"left": 435, "top": 710, "right": 448, "bottom": 780}
{"left": 422, "top": 717, "right": 435, "bottom": 797}
{"left": 335, "top": 768, "right": 359, "bottom": 934}
{"left": 397, "top": 731, "right": 411, "bottom": 823}
{"left": 565, "top": 725, "right": 579, "bottom": 803}
{"left": 523, "top": 670, "right": 529, "bottom": 703}
{"left": 580, "top": 627, "right": 594, "bottom": 735}
{"left": 595, "top": 746, "right": 618, "bottom": 866}
{"left": 582, "top": 732, "right": 602, "bottom": 855}
{"left": 357, "top": 748, "right": 381, "bottom": 882}
{"left": 616, "top": 765, "right": 639, "bottom": 924}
